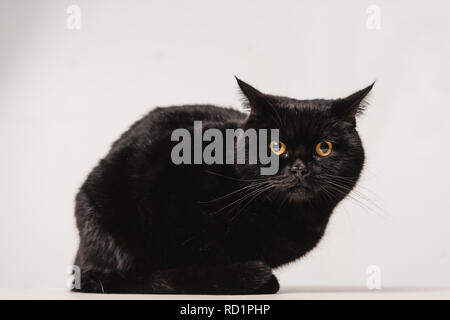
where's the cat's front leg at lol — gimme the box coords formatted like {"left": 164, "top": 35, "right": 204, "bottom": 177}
{"left": 150, "top": 261, "right": 279, "bottom": 294}
{"left": 73, "top": 262, "right": 279, "bottom": 294}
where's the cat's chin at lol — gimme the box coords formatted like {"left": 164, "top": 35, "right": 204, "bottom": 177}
{"left": 283, "top": 186, "right": 314, "bottom": 202}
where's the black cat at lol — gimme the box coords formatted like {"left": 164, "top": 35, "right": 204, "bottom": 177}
{"left": 73, "top": 77, "right": 373, "bottom": 294}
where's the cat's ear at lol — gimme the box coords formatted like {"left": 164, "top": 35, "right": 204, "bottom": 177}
{"left": 235, "top": 76, "right": 271, "bottom": 116}
{"left": 333, "top": 82, "right": 375, "bottom": 122}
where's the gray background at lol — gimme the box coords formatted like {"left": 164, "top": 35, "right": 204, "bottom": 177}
{"left": 1, "top": 0, "right": 449, "bottom": 291}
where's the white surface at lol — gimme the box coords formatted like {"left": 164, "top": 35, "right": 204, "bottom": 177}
{"left": 1, "top": 287, "right": 450, "bottom": 300}
{"left": 1, "top": 0, "right": 450, "bottom": 293}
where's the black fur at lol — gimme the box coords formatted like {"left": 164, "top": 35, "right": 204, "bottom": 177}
{"left": 73, "top": 78, "right": 373, "bottom": 294}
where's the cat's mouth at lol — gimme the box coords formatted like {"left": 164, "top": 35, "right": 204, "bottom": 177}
{"left": 284, "top": 184, "right": 314, "bottom": 201}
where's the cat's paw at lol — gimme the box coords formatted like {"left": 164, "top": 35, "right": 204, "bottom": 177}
{"left": 255, "top": 275, "right": 280, "bottom": 294}
{"left": 74, "top": 270, "right": 106, "bottom": 293}
{"left": 226, "top": 261, "right": 274, "bottom": 294}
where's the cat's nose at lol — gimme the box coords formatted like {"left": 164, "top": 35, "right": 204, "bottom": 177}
{"left": 290, "top": 160, "right": 309, "bottom": 177}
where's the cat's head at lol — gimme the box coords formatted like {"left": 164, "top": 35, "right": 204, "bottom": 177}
{"left": 235, "top": 77, "right": 373, "bottom": 203}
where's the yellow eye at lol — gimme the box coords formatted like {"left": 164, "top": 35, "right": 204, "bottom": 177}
{"left": 270, "top": 140, "right": 286, "bottom": 156}
{"left": 315, "top": 141, "right": 332, "bottom": 156}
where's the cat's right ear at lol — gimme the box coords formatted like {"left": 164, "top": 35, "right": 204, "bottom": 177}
{"left": 235, "top": 76, "right": 271, "bottom": 117}
{"left": 332, "top": 82, "right": 375, "bottom": 123}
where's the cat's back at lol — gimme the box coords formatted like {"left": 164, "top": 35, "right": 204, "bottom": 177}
{"left": 138, "top": 104, "right": 247, "bottom": 131}
{"left": 154, "top": 104, "right": 246, "bottom": 123}
{"left": 110, "top": 104, "right": 247, "bottom": 153}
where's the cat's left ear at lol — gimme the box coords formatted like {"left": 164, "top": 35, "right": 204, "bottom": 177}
{"left": 235, "top": 76, "right": 271, "bottom": 117}
{"left": 333, "top": 82, "right": 375, "bottom": 122}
